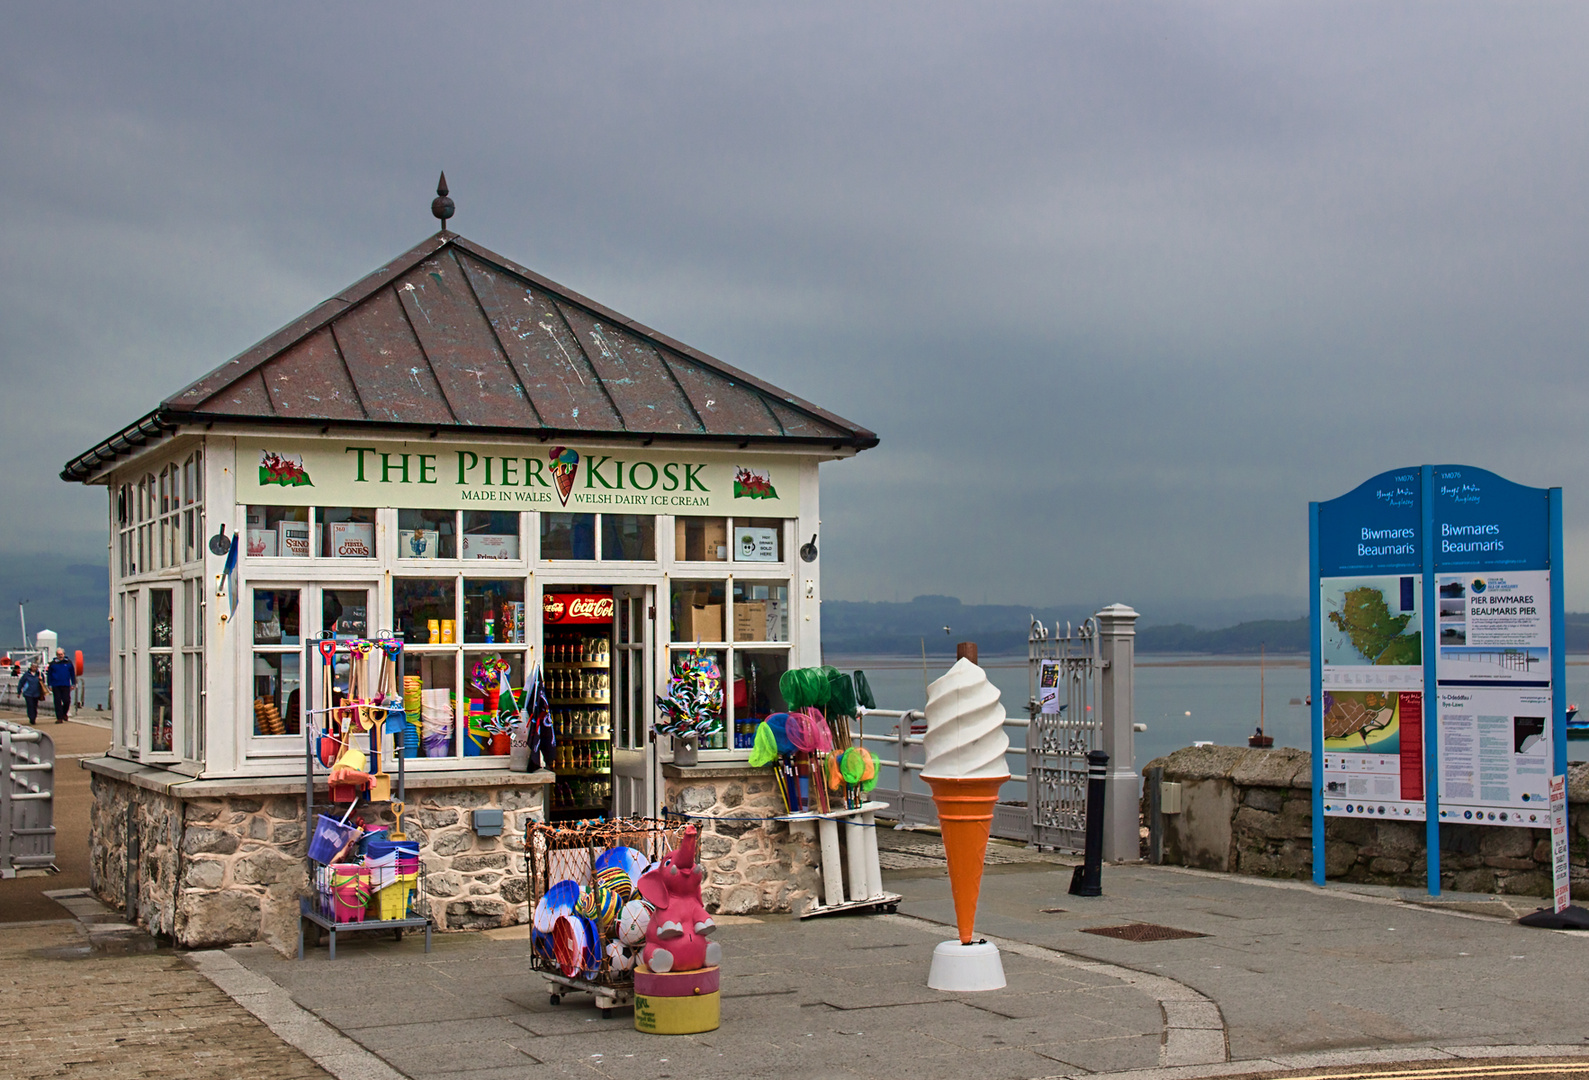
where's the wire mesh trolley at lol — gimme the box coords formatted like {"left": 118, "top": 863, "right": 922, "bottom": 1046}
{"left": 525, "top": 817, "right": 682, "bottom": 1017}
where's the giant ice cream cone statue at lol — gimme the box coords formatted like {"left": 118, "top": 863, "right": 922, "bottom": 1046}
{"left": 922, "top": 656, "right": 1010, "bottom": 991}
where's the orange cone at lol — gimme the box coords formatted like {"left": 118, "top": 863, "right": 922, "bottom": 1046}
{"left": 924, "top": 774, "right": 1006, "bottom": 944}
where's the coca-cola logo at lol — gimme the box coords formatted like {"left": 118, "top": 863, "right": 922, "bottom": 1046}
{"left": 543, "top": 593, "right": 614, "bottom": 623}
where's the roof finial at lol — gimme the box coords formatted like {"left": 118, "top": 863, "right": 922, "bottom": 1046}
{"left": 431, "top": 171, "right": 455, "bottom": 230}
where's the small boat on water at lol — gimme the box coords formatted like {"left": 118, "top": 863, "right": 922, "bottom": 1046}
{"left": 1566, "top": 704, "right": 1585, "bottom": 740}
{"left": 1248, "top": 644, "right": 1274, "bottom": 748}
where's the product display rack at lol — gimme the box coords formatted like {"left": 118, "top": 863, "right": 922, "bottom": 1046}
{"left": 297, "top": 635, "right": 433, "bottom": 960}
{"left": 545, "top": 626, "right": 615, "bottom": 820}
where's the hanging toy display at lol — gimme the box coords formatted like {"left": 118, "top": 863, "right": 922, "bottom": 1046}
{"left": 654, "top": 649, "right": 723, "bottom": 744}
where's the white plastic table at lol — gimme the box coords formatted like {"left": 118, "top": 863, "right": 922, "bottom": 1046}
{"left": 779, "top": 800, "right": 902, "bottom": 918}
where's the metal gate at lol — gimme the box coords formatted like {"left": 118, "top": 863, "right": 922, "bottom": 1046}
{"left": 0, "top": 720, "right": 56, "bottom": 877}
{"left": 1026, "top": 616, "right": 1100, "bottom": 852}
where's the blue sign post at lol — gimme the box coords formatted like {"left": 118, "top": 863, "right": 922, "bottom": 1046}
{"left": 1310, "top": 465, "right": 1562, "bottom": 894}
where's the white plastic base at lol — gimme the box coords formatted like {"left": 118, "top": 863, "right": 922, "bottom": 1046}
{"left": 927, "top": 939, "right": 1006, "bottom": 992}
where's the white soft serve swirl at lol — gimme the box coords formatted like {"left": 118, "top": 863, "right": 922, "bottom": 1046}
{"left": 922, "top": 657, "right": 1010, "bottom": 780}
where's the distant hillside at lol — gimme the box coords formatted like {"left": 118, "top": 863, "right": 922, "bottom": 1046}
{"left": 0, "top": 554, "right": 108, "bottom": 662}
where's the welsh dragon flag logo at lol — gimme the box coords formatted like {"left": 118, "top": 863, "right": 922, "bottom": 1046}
{"left": 733, "top": 467, "right": 777, "bottom": 500}
{"left": 259, "top": 450, "right": 312, "bottom": 487}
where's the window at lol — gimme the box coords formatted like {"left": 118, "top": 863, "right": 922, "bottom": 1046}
{"left": 541, "top": 513, "right": 595, "bottom": 560}
{"left": 149, "top": 589, "right": 173, "bottom": 753}
{"left": 182, "top": 449, "right": 203, "bottom": 564}
{"left": 246, "top": 506, "right": 310, "bottom": 558}
{"left": 318, "top": 507, "right": 376, "bottom": 558}
{"left": 540, "top": 513, "right": 656, "bottom": 562}
{"left": 675, "top": 517, "right": 727, "bottom": 562}
{"left": 601, "top": 515, "right": 655, "bottom": 560}
{"left": 671, "top": 581, "right": 726, "bottom": 644}
{"left": 252, "top": 589, "right": 302, "bottom": 736}
{"left": 182, "top": 578, "right": 204, "bottom": 759}
{"left": 462, "top": 511, "right": 521, "bottom": 559}
{"left": 669, "top": 571, "right": 793, "bottom": 754}
{"left": 732, "top": 518, "right": 783, "bottom": 563}
{"left": 731, "top": 581, "right": 790, "bottom": 642}
{"left": 398, "top": 508, "right": 456, "bottom": 559}
{"left": 394, "top": 578, "right": 456, "bottom": 644}
{"left": 464, "top": 579, "right": 526, "bottom": 644}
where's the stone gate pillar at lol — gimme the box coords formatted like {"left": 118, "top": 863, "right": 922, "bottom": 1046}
{"left": 1095, "top": 604, "right": 1141, "bottom": 862}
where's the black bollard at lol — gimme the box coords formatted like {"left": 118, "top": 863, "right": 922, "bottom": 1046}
{"left": 1069, "top": 750, "right": 1109, "bottom": 897}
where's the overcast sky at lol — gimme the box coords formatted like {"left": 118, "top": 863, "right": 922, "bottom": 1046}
{"left": 5, "top": 3, "right": 1589, "bottom": 619}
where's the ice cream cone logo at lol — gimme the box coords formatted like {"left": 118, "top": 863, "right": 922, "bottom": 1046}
{"left": 548, "top": 447, "right": 579, "bottom": 506}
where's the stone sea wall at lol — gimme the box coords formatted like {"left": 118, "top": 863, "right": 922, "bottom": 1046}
{"left": 1142, "top": 745, "right": 1589, "bottom": 897}
{"left": 87, "top": 763, "right": 549, "bottom": 954}
{"left": 661, "top": 764, "right": 823, "bottom": 914}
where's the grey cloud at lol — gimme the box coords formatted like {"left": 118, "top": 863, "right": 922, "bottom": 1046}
{"left": 5, "top": 2, "right": 1589, "bottom": 617}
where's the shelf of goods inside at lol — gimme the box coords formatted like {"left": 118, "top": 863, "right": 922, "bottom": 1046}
{"left": 546, "top": 624, "right": 613, "bottom": 819}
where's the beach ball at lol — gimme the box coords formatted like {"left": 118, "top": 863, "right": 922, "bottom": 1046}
{"left": 617, "top": 899, "right": 651, "bottom": 946}
{"left": 596, "top": 888, "right": 622, "bottom": 931}
{"left": 593, "top": 865, "right": 632, "bottom": 902}
{"left": 574, "top": 885, "right": 607, "bottom": 921}
{"left": 605, "top": 939, "right": 635, "bottom": 973}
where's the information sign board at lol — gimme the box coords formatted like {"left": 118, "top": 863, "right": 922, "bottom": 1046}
{"left": 1550, "top": 774, "right": 1569, "bottom": 914}
{"left": 1310, "top": 465, "right": 1564, "bottom": 892}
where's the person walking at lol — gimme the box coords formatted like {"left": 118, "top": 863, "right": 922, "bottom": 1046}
{"left": 45, "top": 648, "right": 75, "bottom": 724}
{"left": 18, "top": 662, "right": 43, "bottom": 725}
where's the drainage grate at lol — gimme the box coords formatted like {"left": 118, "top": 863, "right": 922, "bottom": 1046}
{"left": 1080, "top": 923, "right": 1206, "bottom": 942}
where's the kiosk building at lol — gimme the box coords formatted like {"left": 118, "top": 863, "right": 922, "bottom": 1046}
{"left": 63, "top": 215, "right": 875, "bottom": 949}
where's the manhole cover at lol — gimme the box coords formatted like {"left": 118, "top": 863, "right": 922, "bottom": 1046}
{"left": 1080, "top": 923, "right": 1206, "bottom": 942}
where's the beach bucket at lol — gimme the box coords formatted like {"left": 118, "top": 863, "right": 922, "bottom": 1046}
{"left": 370, "top": 882, "right": 412, "bottom": 921}
{"left": 490, "top": 732, "right": 511, "bottom": 756}
{"left": 423, "top": 728, "right": 452, "bottom": 757}
{"left": 403, "top": 721, "right": 420, "bottom": 757}
{"left": 330, "top": 864, "right": 371, "bottom": 922}
{"left": 308, "top": 815, "right": 358, "bottom": 864}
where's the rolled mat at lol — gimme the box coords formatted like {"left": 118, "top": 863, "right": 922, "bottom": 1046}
{"left": 923, "top": 774, "right": 1007, "bottom": 945}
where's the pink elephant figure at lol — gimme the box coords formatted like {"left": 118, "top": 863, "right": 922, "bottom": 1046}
{"left": 636, "top": 824, "right": 719, "bottom": 973}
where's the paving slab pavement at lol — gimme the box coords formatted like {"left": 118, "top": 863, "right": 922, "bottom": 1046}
{"left": 228, "top": 907, "right": 1177, "bottom": 1080}
{"left": 889, "top": 860, "right": 1589, "bottom": 1065}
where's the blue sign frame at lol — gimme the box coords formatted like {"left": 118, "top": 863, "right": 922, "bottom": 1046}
{"left": 1310, "top": 465, "right": 1563, "bottom": 894}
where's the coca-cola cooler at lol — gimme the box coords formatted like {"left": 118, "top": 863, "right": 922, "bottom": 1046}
{"left": 542, "top": 591, "right": 615, "bottom": 820}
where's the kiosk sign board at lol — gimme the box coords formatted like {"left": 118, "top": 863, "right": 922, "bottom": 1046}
{"left": 1310, "top": 465, "right": 1564, "bottom": 892}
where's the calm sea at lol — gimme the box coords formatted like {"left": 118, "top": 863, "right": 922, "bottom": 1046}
{"left": 830, "top": 653, "right": 1589, "bottom": 803}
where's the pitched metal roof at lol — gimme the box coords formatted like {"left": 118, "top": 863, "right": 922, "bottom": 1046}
{"left": 63, "top": 231, "right": 876, "bottom": 482}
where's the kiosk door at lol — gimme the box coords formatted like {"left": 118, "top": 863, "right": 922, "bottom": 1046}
{"left": 611, "top": 585, "right": 655, "bottom": 818}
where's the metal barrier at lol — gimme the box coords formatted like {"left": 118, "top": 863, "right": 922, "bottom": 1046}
{"left": 853, "top": 706, "right": 1032, "bottom": 842}
{"left": 0, "top": 720, "right": 56, "bottom": 877}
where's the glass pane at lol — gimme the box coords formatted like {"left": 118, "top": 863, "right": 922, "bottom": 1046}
{"left": 464, "top": 579, "right": 527, "bottom": 644}
{"left": 674, "top": 516, "right": 728, "bottom": 561}
{"left": 670, "top": 580, "right": 725, "bottom": 643}
{"left": 183, "top": 653, "right": 201, "bottom": 753}
{"left": 734, "top": 651, "right": 790, "bottom": 749}
{"left": 318, "top": 507, "right": 376, "bottom": 558}
{"left": 394, "top": 578, "right": 457, "bottom": 644}
{"left": 405, "top": 651, "right": 458, "bottom": 757}
{"left": 149, "top": 588, "right": 173, "bottom": 648}
{"left": 540, "top": 513, "right": 595, "bottom": 560}
{"left": 150, "top": 653, "right": 173, "bottom": 752}
{"left": 246, "top": 505, "right": 310, "bottom": 558}
{"left": 182, "top": 580, "right": 196, "bottom": 648}
{"left": 398, "top": 508, "right": 456, "bottom": 559}
{"left": 601, "top": 515, "right": 655, "bottom": 561}
{"left": 253, "top": 589, "right": 301, "bottom": 646}
{"left": 322, "top": 589, "right": 369, "bottom": 639}
{"left": 252, "top": 651, "right": 301, "bottom": 735}
{"left": 669, "top": 648, "right": 726, "bottom": 748}
{"left": 465, "top": 652, "right": 527, "bottom": 757}
{"left": 463, "top": 511, "right": 521, "bottom": 560}
{"left": 629, "top": 649, "right": 645, "bottom": 749}
{"left": 732, "top": 581, "right": 790, "bottom": 642}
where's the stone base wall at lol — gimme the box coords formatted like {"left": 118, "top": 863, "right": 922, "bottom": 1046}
{"left": 662, "top": 764, "right": 823, "bottom": 915}
{"left": 1143, "top": 745, "right": 1589, "bottom": 897}
{"left": 88, "top": 763, "right": 548, "bottom": 954}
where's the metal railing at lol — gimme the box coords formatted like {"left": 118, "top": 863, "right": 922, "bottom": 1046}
{"left": 853, "top": 706, "right": 1032, "bottom": 841}
{"left": 0, "top": 720, "right": 56, "bottom": 877}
